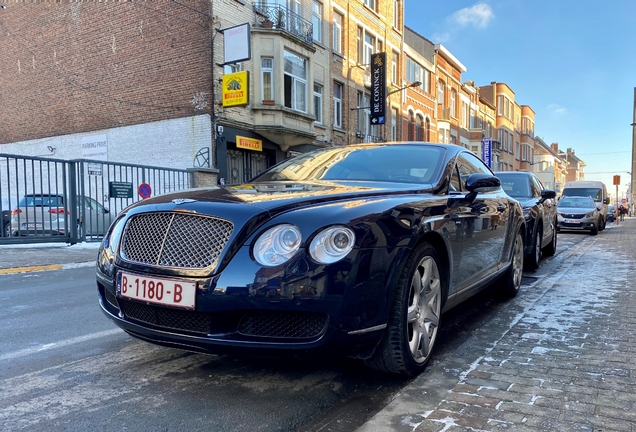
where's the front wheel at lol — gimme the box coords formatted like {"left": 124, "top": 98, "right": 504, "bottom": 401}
{"left": 524, "top": 227, "right": 542, "bottom": 271}
{"left": 499, "top": 231, "right": 523, "bottom": 298}
{"left": 2, "top": 222, "right": 9, "bottom": 238}
{"left": 364, "top": 242, "right": 445, "bottom": 376}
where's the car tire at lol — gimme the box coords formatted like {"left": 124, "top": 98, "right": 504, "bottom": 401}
{"left": 2, "top": 222, "right": 9, "bottom": 238}
{"left": 499, "top": 231, "right": 523, "bottom": 298}
{"left": 599, "top": 217, "right": 606, "bottom": 231}
{"left": 364, "top": 242, "right": 445, "bottom": 376}
{"left": 542, "top": 222, "right": 557, "bottom": 257}
{"left": 524, "top": 226, "right": 542, "bottom": 271}
{"left": 591, "top": 224, "right": 598, "bottom": 236}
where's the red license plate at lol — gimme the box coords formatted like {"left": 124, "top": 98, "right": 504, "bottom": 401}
{"left": 117, "top": 271, "right": 196, "bottom": 309}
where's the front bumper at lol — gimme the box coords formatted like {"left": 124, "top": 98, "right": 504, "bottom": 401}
{"left": 557, "top": 217, "right": 596, "bottom": 231}
{"left": 96, "top": 245, "right": 397, "bottom": 359}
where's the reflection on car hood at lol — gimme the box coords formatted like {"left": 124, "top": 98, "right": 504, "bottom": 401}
{"left": 135, "top": 180, "right": 434, "bottom": 212}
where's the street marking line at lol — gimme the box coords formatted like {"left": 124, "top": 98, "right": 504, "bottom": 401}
{"left": 0, "top": 264, "right": 63, "bottom": 275}
{"left": 0, "top": 329, "right": 122, "bottom": 362}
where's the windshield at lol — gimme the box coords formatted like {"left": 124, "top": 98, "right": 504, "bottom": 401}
{"left": 561, "top": 188, "right": 602, "bottom": 201}
{"left": 18, "top": 195, "right": 64, "bottom": 207}
{"left": 558, "top": 197, "right": 595, "bottom": 209}
{"left": 251, "top": 145, "right": 445, "bottom": 184}
{"left": 496, "top": 174, "right": 530, "bottom": 199}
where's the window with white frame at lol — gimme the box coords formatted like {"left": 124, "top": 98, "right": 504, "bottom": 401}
{"left": 261, "top": 58, "right": 273, "bottom": 101}
{"left": 450, "top": 89, "right": 456, "bottom": 117}
{"left": 437, "top": 81, "right": 444, "bottom": 105}
{"left": 516, "top": 142, "right": 520, "bottom": 160}
{"left": 391, "top": 108, "right": 398, "bottom": 141}
{"left": 313, "top": 84, "right": 323, "bottom": 124}
{"left": 333, "top": 81, "right": 343, "bottom": 128}
{"left": 363, "top": 0, "right": 376, "bottom": 11}
{"left": 392, "top": 52, "right": 398, "bottom": 84}
{"left": 461, "top": 102, "right": 469, "bottom": 128}
{"left": 333, "top": 11, "right": 343, "bottom": 54}
{"left": 284, "top": 50, "right": 307, "bottom": 112}
{"left": 363, "top": 32, "right": 375, "bottom": 65}
{"left": 393, "top": 0, "right": 400, "bottom": 28}
{"left": 357, "top": 27, "right": 363, "bottom": 63}
{"left": 312, "top": 1, "right": 322, "bottom": 43}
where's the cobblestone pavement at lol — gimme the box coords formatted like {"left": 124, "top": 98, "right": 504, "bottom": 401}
{"left": 360, "top": 219, "right": 636, "bottom": 432}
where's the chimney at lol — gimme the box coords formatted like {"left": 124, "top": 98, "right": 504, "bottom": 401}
{"left": 551, "top": 143, "right": 559, "bottom": 152}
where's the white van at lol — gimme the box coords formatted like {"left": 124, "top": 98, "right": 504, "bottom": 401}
{"left": 560, "top": 181, "right": 610, "bottom": 230}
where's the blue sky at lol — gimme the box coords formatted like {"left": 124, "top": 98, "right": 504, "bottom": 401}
{"left": 405, "top": 0, "right": 636, "bottom": 198}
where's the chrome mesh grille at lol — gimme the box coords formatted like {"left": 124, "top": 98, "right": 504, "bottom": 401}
{"left": 121, "top": 212, "right": 233, "bottom": 269}
{"left": 560, "top": 213, "right": 584, "bottom": 219}
{"left": 120, "top": 299, "right": 211, "bottom": 334}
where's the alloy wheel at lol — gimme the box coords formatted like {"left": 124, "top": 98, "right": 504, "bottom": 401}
{"left": 406, "top": 255, "right": 441, "bottom": 363}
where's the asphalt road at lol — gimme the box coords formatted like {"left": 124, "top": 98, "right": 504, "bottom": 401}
{"left": 0, "top": 233, "right": 587, "bottom": 432}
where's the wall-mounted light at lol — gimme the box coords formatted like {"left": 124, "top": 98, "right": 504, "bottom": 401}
{"left": 47, "top": 146, "right": 56, "bottom": 154}
{"left": 1, "top": 5, "right": 7, "bottom": 9}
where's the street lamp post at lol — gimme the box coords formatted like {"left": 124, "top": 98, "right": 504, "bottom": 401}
{"left": 631, "top": 87, "right": 636, "bottom": 215}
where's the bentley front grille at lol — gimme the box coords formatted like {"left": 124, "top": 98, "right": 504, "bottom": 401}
{"left": 120, "top": 212, "right": 233, "bottom": 269}
{"left": 120, "top": 299, "right": 211, "bottom": 335}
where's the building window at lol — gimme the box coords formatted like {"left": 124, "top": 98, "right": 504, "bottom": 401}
{"left": 363, "top": 0, "right": 376, "bottom": 11}
{"left": 363, "top": 32, "right": 375, "bottom": 65}
{"left": 261, "top": 58, "right": 273, "bottom": 101}
{"left": 393, "top": 0, "right": 400, "bottom": 28}
{"left": 437, "top": 81, "right": 444, "bottom": 105}
{"left": 284, "top": 50, "right": 307, "bottom": 112}
{"left": 516, "top": 142, "right": 520, "bottom": 160}
{"left": 333, "top": 82, "right": 343, "bottom": 128}
{"left": 425, "top": 117, "right": 430, "bottom": 141}
{"left": 405, "top": 56, "right": 426, "bottom": 91}
{"left": 312, "top": 1, "right": 322, "bottom": 42}
{"left": 450, "top": 89, "right": 456, "bottom": 117}
{"left": 416, "top": 114, "right": 424, "bottom": 141}
{"left": 357, "top": 26, "right": 363, "bottom": 63}
{"left": 392, "top": 52, "right": 398, "bottom": 84}
{"left": 461, "top": 102, "right": 469, "bottom": 128}
{"left": 391, "top": 108, "right": 398, "bottom": 141}
{"left": 408, "top": 110, "right": 415, "bottom": 141}
{"left": 313, "top": 84, "right": 323, "bottom": 124}
{"left": 333, "top": 11, "right": 343, "bottom": 54}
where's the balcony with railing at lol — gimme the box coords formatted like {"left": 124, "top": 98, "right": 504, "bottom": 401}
{"left": 437, "top": 104, "right": 451, "bottom": 121}
{"left": 253, "top": 3, "right": 313, "bottom": 46}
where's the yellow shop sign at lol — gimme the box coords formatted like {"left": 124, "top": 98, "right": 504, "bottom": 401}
{"left": 236, "top": 135, "right": 262, "bottom": 152}
{"left": 222, "top": 71, "right": 249, "bottom": 107}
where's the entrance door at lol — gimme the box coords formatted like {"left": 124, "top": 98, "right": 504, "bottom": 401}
{"left": 227, "top": 149, "right": 271, "bottom": 184}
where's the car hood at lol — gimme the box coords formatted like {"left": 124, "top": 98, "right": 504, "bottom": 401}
{"left": 132, "top": 180, "right": 434, "bottom": 214}
{"left": 557, "top": 206, "right": 595, "bottom": 214}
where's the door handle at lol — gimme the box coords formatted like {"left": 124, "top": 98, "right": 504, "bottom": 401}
{"left": 497, "top": 205, "right": 506, "bottom": 212}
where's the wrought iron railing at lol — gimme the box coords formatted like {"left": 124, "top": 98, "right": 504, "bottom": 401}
{"left": 437, "top": 104, "right": 451, "bottom": 120}
{"left": 253, "top": 3, "right": 314, "bottom": 45}
{"left": 356, "top": 132, "right": 385, "bottom": 143}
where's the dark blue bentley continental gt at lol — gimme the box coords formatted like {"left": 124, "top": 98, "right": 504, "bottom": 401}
{"left": 96, "top": 143, "right": 525, "bottom": 376}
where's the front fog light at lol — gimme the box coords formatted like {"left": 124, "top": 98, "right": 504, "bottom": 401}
{"left": 309, "top": 226, "right": 355, "bottom": 264}
{"left": 254, "top": 224, "right": 302, "bottom": 267}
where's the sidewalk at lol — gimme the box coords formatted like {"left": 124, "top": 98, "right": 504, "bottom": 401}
{"left": 0, "top": 241, "right": 99, "bottom": 273}
{"left": 359, "top": 218, "right": 636, "bottom": 431}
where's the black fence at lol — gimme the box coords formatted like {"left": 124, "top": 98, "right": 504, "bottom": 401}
{"left": 0, "top": 153, "right": 192, "bottom": 244}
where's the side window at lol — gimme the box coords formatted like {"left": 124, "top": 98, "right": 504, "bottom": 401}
{"left": 461, "top": 152, "right": 493, "bottom": 175}
{"left": 450, "top": 166, "right": 462, "bottom": 192}
{"left": 530, "top": 177, "right": 543, "bottom": 197}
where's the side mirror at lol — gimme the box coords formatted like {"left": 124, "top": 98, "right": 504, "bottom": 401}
{"left": 465, "top": 173, "right": 501, "bottom": 192}
{"left": 540, "top": 189, "right": 557, "bottom": 202}
{"left": 603, "top": 197, "right": 610, "bottom": 205}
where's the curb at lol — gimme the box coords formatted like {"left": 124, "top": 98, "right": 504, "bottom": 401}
{"left": 0, "top": 261, "right": 95, "bottom": 275}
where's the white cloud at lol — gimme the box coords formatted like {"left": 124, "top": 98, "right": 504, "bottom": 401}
{"left": 547, "top": 104, "right": 568, "bottom": 116}
{"left": 432, "top": 31, "right": 452, "bottom": 44}
{"left": 452, "top": 3, "right": 495, "bottom": 29}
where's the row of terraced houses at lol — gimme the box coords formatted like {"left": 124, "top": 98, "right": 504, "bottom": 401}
{"left": 0, "top": 0, "right": 586, "bottom": 192}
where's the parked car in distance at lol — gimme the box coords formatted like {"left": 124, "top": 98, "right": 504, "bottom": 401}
{"left": 557, "top": 196, "right": 600, "bottom": 235}
{"left": 10, "top": 193, "right": 114, "bottom": 237}
{"left": 607, "top": 205, "right": 616, "bottom": 223}
{"left": 97, "top": 142, "right": 526, "bottom": 376}
{"left": 495, "top": 172, "right": 557, "bottom": 270}
{"left": 560, "top": 180, "right": 609, "bottom": 231}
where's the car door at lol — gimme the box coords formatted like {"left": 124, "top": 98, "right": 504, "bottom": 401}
{"left": 455, "top": 153, "right": 510, "bottom": 289}
{"left": 532, "top": 176, "right": 555, "bottom": 247}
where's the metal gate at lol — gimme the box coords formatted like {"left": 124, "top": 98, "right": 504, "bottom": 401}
{"left": 0, "top": 153, "right": 192, "bottom": 245}
{"left": 226, "top": 149, "right": 270, "bottom": 184}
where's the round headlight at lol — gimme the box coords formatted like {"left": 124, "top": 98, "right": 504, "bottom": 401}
{"left": 309, "top": 226, "right": 355, "bottom": 264}
{"left": 253, "top": 224, "right": 302, "bottom": 267}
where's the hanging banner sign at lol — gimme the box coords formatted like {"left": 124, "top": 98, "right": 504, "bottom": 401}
{"left": 481, "top": 138, "right": 492, "bottom": 168}
{"left": 370, "top": 52, "right": 386, "bottom": 125}
{"left": 236, "top": 135, "right": 262, "bottom": 152}
{"left": 222, "top": 71, "right": 249, "bottom": 107}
